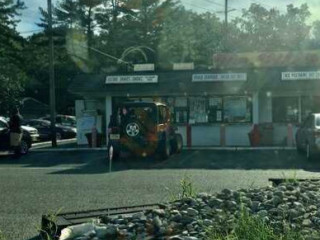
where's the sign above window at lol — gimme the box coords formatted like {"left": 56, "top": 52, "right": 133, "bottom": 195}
{"left": 133, "top": 64, "right": 155, "bottom": 72}
{"left": 192, "top": 73, "right": 247, "bottom": 82}
{"left": 282, "top": 71, "right": 320, "bottom": 80}
{"left": 106, "top": 75, "right": 158, "bottom": 84}
{"left": 173, "top": 63, "right": 194, "bottom": 70}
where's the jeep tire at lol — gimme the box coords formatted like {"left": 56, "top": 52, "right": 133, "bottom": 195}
{"left": 124, "top": 120, "right": 143, "bottom": 138}
{"left": 172, "top": 134, "right": 183, "bottom": 154}
{"left": 159, "top": 138, "right": 171, "bottom": 160}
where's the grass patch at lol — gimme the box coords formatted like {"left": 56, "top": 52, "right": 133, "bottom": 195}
{"left": 206, "top": 208, "right": 305, "bottom": 240}
{"left": 0, "top": 230, "right": 6, "bottom": 240}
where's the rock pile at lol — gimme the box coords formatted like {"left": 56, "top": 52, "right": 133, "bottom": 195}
{"left": 58, "top": 180, "right": 320, "bottom": 240}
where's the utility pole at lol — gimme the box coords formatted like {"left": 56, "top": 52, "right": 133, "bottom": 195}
{"left": 47, "top": 0, "right": 57, "bottom": 147}
{"left": 224, "top": 0, "right": 228, "bottom": 51}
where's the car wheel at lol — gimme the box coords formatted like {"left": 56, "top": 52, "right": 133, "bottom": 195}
{"left": 125, "top": 121, "right": 142, "bottom": 138}
{"left": 20, "top": 140, "right": 29, "bottom": 155}
{"left": 306, "top": 143, "right": 314, "bottom": 160}
{"left": 172, "top": 134, "right": 183, "bottom": 154}
{"left": 159, "top": 139, "right": 171, "bottom": 160}
{"left": 296, "top": 141, "right": 304, "bottom": 154}
{"left": 56, "top": 132, "right": 62, "bottom": 140}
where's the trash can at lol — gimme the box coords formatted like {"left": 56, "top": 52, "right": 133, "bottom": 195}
{"left": 259, "top": 123, "right": 273, "bottom": 146}
{"left": 85, "top": 132, "right": 102, "bottom": 147}
{"left": 248, "top": 124, "right": 260, "bottom": 147}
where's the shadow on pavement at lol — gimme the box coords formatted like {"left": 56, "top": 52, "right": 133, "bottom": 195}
{"left": 50, "top": 149, "right": 320, "bottom": 175}
{"left": 1, "top": 149, "right": 319, "bottom": 175}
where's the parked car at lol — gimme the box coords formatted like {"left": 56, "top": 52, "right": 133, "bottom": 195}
{"left": 108, "top": 102, "right": 183, "bottom": 161}
{"left": 40, "top": 115, "right": 76, "bottom": 127}
{"left": 0, "top": 118, "right": 32, "bottom": 155}
{"left": 0, "top": 116, "right": 39, "bottom": 142}
{"left": 22, "top": 119, "right": 77, "bottom": 141}
{"left": 296, "top": 113, "right": 320, "bottom": 160}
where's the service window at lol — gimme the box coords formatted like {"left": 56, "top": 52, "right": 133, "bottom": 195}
{"left": 301, "top": 96, "right": 313, "bottom": 122}
{"left": 208, "top": 97, "right": 223, "bottom": 123}
{"left": 223, "top": 96, "right": 251, "bottom": 123}
{"left": 174, "top": 97, "right": 188, "bottom": 124}
{"left": 272, "top": 97, "right": 299, "bottom": 123}
{"left": 189, "top": 97, "right": 207, "bottom": 124}
{"left": 158, "top": 106, "right": 167, "bottom": 124}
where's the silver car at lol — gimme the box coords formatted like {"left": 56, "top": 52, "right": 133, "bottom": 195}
{"left": 296, "top": 113, "right": 320, "bottom": 160}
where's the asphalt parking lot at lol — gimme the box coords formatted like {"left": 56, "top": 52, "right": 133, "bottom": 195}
{"left": 1, "top": 149, "right": 320, "bottom": 240}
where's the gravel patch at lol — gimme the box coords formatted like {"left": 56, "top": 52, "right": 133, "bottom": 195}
{"left": 58, "top": 180, "right": 320, "bottom": 240}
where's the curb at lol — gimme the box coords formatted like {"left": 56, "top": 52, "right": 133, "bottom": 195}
{"left": 187, "top": 147, "right": 296, "bottom": 151}
{"left": 30, "top": 145, "right": 296, "bottom": 152}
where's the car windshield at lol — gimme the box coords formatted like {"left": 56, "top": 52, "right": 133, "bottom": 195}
{"left": 316, "top": 116, "right": 320, "bottom": 126}
{"left": 3, "top": 1, "right": 320, "bottom": 240}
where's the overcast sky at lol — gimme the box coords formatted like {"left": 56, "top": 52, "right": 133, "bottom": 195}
{"left": 17, "top": 0, "right": 320, "bottom": 36}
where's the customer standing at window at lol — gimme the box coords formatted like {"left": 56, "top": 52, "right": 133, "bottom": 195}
{"left": 9, "top": 107, "right": 23, "bottom": 158}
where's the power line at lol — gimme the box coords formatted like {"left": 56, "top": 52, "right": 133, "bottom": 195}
{"left": 19, "top": 29, "right": 42, "bottom": 34}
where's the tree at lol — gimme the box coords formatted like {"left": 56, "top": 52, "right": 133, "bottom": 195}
{"left": 157, "top": 5, "right": 223, "bottom": 68}
{"left": 0, "top": 0, "right": 27, "bottom": 114}
{"left": 229, "top": 3, "right": 311, "bottom": 52}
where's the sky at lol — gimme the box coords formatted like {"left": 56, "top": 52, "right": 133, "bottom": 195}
{"left": 17, "top": 0, "right": 320, "bottom": 37}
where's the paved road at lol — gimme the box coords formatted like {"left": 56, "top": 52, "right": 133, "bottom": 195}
{"left": 1, "top": 149, "right": 320, "bottom": 240}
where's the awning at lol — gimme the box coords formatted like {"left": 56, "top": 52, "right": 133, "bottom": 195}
{"left": 69, "top": 71, "right": 255, "bottom": 97}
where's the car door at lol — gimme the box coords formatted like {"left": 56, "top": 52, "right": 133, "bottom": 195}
{"left": 305, "top": 116, "right": 316, "bottom": 148}
{"left": 299, "top": 116, "right": 314, "bottom": 149}
{"left": 0, "top": 120, "right": 10, "bottom": 150}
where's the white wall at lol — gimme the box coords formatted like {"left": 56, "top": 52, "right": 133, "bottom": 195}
{"left": 192, "top": 125, "right": 220, "bottom": 146}
{"left": 226, "top": 124, "right": 252, "bottom": 146}
{"left": 176, "top": 126, "right": 187, "bottom": 146}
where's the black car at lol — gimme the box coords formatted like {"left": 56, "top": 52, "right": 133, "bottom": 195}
{"left": 22, "top": 119, "right": 77, "bottom": 141}
{"left": 108, "top": 102, "right": 183, "bottom": 160}
{"left": 0, "top": 118, "right": 32, "bottom": 155}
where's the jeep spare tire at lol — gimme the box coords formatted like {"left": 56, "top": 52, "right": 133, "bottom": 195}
{"left": 125, "top": 121, "right": 142, "bottom": 138}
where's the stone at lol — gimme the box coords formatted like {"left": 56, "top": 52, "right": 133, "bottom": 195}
{"left": 132, "top": 212, "right": 144, "bottom": 219}
{"left": 169, "top": 236, "right": 183, "bottom": 240}
{"left": 251, "top": 201, "right": 261, "bottom": 212}
{"left": 208, "top": 197, "right": 223, "bottom": 208}
{"left": 183, "top": 237, "right": 199, "bottom": 240}
{"left": 222, "top": 188, "right": 233, "bottom": 196}
{"left": 180, "top": 216, "right": 194, "bottom": 225}
{"left": 274, "top": 190, "right": 284, "bottom": 199}
{"left": 226, "top": 200, "right": 237, "bottom": 209}
{"left": 303, "top": 219, "right": 313, "bottom": 227}
{"left": 154, "top": 216, "right": 163, "bottom": 229}
{"left": 257, "top": 210, "right": 268, "bottom": 218}
{"left": 203, "top": 219, "right": 213, "bottom": 226}
{"left": 187, "top": 208, "right": 199, "bottom": 217}
{"left": 293, "top": 202, "right": 303, "bottom": 208}
{"left": 272, "top": 196, "right": 283, "bottom": 206}
{"left": 153, "top": 209, "right": 166, "bottom": 216}
{"left": 171, "top": 213, "right": 182, "bottom": 222}
{"left": 288, "top": 209, "right": 302, "bottom": 219}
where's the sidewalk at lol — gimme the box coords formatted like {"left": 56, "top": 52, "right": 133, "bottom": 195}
{"left": 31, "top": 140, "right": 296, "bottom": 152}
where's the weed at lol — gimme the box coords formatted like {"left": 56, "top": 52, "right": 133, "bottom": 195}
{"left": 206, "top": 207, "right": 305, "bottom": 240}
{"left": 0, "top": 230, "right": 6, "bottom": 240}
{"left": 165, "top": 175, "right": 197, "bottom": 202}
{"left": 36, "top": 208, "right": 63, "bottom": 240}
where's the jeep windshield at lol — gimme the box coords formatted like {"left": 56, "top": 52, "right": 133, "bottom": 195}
{"left": 125, "top": 106, "right": 157, "bottom": 124}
